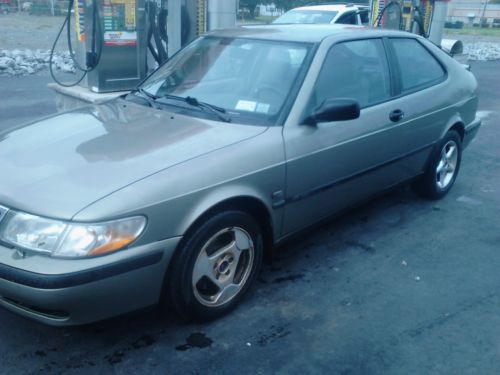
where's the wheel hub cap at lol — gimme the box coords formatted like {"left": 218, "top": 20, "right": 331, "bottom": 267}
{"left": 436, "top": 140, "right": 458, "bottom": 190}
{"left": 192, "top": 227, "right": 254, "bottom": 307}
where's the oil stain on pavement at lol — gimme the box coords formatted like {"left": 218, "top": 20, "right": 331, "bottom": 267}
{"left": 175, "top": 332, "right": 213, "bottom": 351}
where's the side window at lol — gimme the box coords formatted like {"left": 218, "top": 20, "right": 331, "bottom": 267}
{"left": 390, "top": 38, "right": 445, "bottom": 92}
{"left": 312, "top": 39, "right": 391, "bottom": 110}
{"left": 336, "top": 11, "right": 358, "bottom": 25}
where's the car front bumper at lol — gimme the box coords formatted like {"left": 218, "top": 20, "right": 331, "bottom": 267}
{"left": 0, "top": 237, "right": 181, "bottom": 326}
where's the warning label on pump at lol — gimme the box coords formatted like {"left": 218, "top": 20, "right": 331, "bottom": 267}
{"left": 103, "top": 0, "right": 137, "bottom": 46}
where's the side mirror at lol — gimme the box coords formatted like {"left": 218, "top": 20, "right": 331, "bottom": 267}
{"left": 303, "top": 98, "right": 360, "bottom": 125}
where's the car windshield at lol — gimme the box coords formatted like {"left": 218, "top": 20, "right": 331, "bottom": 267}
{"left": 273, "top": 10, "right": 338, "bottom": 24}
{"left": 140, "top": 36, "right": 312, "bottom": 125}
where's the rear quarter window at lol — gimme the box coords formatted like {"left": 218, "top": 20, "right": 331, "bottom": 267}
{"left": 359, "top": 10, "right": 370, "bottom": 25}
{"left": 389, "top": 38, "right": 445, "bottom": 93}
{"left": 336, "top": 11, "right": 358, "bottom": 25}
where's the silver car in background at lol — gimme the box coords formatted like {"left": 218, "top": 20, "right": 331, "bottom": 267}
{"left": 0, "top": 25, "right": 481, "bottom": 325}
{"left": 273, "top": 4, "right": 370, "bottom": 26}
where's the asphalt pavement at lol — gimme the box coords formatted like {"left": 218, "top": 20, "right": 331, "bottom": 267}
{"left": 0, "top": 63, "right": 499, "bottom": 374}
{"left": 0, "top": 73, "right": 58, "bottom": 130}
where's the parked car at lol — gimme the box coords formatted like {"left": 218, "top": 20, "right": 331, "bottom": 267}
{"left": 0, "top": 25, "right": 481, "bottom": 325}
{"left": 22, "top": 1, "right": 33, "bottom": 12}
{"left": 273, "top": 3, "right": 370, "bottom": 26}
{"left": 0, "top": 0, "right": 16, "bottom": 13}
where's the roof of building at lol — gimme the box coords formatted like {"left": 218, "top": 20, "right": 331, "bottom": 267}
{"left": 451, "top": 3, "right": 500, "bottom": 10}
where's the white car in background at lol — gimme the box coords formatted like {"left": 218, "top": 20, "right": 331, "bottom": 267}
{"left": 273, "top": 3, "right": 370, "bottom": 26}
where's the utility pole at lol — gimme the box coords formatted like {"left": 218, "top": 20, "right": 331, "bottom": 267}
{"left": 481, "top": 0, "right": 489, "bottom": 25}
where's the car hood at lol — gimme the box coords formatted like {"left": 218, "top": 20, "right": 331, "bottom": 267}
{"left": 0, "top": 100, "right": 267, "bottom": 220}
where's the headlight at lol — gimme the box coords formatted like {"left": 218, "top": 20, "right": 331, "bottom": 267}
{"left": 0, "top": 212, "right": 146, "bottom": 258}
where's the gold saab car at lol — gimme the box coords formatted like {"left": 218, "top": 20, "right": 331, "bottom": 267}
{"left": 0, "top": 25, "right": 481, "bottom": 325}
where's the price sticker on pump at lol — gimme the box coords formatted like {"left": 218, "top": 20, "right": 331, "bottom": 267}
{"left": 104, "top": 31, "right": 138, "bottom": 46}
{"left": 102, "top": 0, "right": 137, "bottom": 46}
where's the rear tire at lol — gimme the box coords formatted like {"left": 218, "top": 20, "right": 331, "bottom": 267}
{"left": 166, "top": 210, "right": 264, "bottom": 322}
{"left": 414, "top": 130, "right": 462, "bottom": 200}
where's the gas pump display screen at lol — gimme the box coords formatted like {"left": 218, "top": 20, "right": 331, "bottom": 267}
{"left": 103, "top": 0, "right": 137, "bottom": 46}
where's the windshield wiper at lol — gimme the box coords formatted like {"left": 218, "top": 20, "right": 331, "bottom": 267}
{"left": 158, "top": 94, "right": 231, "bottom": 123}
{"left": 132, "top": 88, "right": 161, "bottom": 109}
{"left": 133, "top": 90, "right": 231, "bottom": 123}
{"left": 186, "top": 96, "right": 232, "bottom": 123}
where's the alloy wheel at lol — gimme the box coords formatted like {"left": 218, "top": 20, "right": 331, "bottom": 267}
{"left": 191, "top": 227, "right": 254, "bottom": 307}
{"left": 436, "top": 140, "right": 458, "bottom": 190}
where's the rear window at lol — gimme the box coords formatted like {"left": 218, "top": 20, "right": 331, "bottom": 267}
{"left": 390, "top": 38, "right": 445, "bottom": 92}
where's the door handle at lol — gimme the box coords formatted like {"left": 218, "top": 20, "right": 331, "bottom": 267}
{"left": 389, "top": 109, "right": 405, "bottom": 122}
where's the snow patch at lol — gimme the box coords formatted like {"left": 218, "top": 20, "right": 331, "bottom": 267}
{"left": 476, "top": 111, "right": 494, "bottom": 121}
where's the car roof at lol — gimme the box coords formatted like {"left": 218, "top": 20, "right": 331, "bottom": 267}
{"left": 292, "top": 4, "right": 364, "bottom": 12}
{"left": 209, "top": 24, "right": 415, "bottom": 44}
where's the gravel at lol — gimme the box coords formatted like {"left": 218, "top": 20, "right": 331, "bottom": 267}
{"left": 463, "top": 42, "right": 500, "bottom": 61}
{"left": 0, "top": 49, "right": 75, "bottom": 76}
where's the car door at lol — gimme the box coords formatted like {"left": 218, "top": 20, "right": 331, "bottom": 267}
{"left": 281, "top": 38, "right": 415, "bottom": 235}
{"left": 384, "top": 37, "right": 449, "bottom": 174}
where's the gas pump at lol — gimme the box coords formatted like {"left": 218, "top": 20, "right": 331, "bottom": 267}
{"left": 80, "top": 0, "right": 148, "bottom": 92}
{"left": 371, "top": 0, "right": 436, "bottom": 38}
{"left": 50, "top": 0, "right": 148, "bottom": 92}
{"left": 370, "top": 0, "right": 462, "bottom": 54}
{"left": 50, "top": 0, "right": 236, "bottom": 94}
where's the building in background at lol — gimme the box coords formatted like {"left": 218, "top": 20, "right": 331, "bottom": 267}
{"left": 447, "top": 0, "right": 500, "bottom": 26}
{"left": 255, "top": 3, "right": 283, "bottom": 17}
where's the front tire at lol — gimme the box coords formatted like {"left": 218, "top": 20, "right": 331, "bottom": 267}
{"left": 167, "top": 210, "right": 264, "bottom": 322}
{"left": 414, "top": 130, "right": 462, "bottom": 200}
